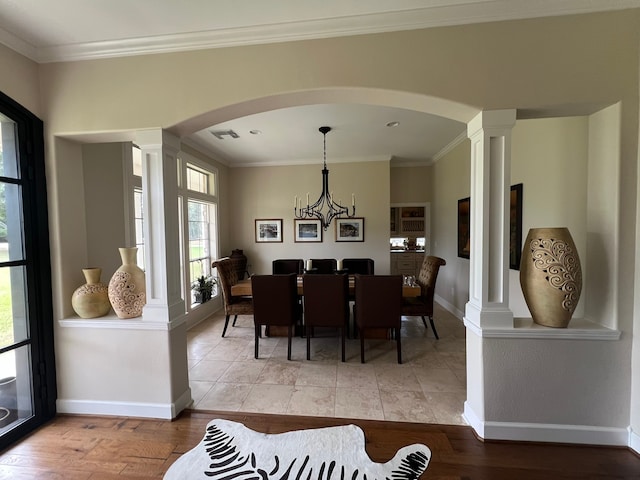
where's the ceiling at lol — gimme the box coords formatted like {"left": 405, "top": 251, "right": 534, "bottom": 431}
{"left": 1, "top": 0, "right": 637, "bottom": 167}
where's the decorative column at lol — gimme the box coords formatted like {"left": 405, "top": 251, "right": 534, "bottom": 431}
{"left": 464, "top": 109, "right": 516, "bottom": 330}
{"left": 135, "top": 129, "right": 185, "bottom": 323}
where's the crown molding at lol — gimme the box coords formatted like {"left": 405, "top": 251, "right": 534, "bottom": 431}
{"left": 2, "top": 0, "right": 639, "bottom": 63}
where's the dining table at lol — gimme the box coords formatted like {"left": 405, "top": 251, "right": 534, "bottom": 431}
{"left": 230, "top": 275, "right": 421, "bottom": 297}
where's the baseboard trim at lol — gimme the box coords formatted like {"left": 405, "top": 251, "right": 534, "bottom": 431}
{"left": 57, "top": 390, "right": 193, "bottom": 420}
{"left": 434, "top": 294, "right": 464, "bottom": 320}
{"left": 464, "top": 402, "right": 628, "bottom": 446}
{"left": 630, "top": 427, "right": 640, "bottom": 454}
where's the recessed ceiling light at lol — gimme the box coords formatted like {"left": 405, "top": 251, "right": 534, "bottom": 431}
{"left": 249, "top": 129, "right": 262, "bottom": 135}
{"left": 386, "top": 121, "right": 400, "bottom": 128}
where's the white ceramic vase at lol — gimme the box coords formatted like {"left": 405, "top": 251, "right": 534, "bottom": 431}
{"left": 71, "top": 267, "right": 111, "bottom": 318}
{"left": 519, "top": 227, "right": 582, "bottom": 328}
{"left": 108, "top": 247, "right": 146, "bottom": 319}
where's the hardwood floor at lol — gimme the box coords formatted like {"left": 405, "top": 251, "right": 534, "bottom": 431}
{"left": 0, "top": 411, "right": 637, "bottom": 479}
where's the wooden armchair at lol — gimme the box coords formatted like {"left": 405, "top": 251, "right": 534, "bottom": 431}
{"left": 402, "top": 256, "right": 446, "bottom": 339}
{"left": 212, "top": 258, "right": 253, "bottom": 337}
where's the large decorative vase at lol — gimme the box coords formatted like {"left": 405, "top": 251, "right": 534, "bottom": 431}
{"left": 108, "top": 247, "right": 146, "bottom": 319}
{"left": 71, "top": 267, "right": 111, "bottom": 318}
{"left": 519, "top": 227, "right": 582, "bottom": 328}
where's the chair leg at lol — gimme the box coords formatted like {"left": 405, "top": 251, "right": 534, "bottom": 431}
{"left": 306, "top": 330, "right": 311, "bottom": 361}
{"left": 421, "top": 315, "right": 428, "bottom": 328}
{"left": 254, "top": 324, "right": 260, "bottom": 359}
{"left": 396, "top": 327, "right": 402, "bottom": 364}
{"left": 222, "top": 314, "right": 231, "bottom": 337}
{"left": 287, "top": 326, "right": 293, "bottom": 361}
{"left": 233, "top": 315, "right": 238, "bottom": 326}
{"left": 341, "top": 327, "right": 346, "bottom": 362}
{"left": 360, "top": 328, "right": 365, "bottom": 363}
{"left": 429, "top": 316, "right": 440, "bottom": 340}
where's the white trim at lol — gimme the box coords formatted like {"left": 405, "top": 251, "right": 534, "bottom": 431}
{"left": 463, "top": 317, "right": 621, "bottom": 340}
{"left": 57, "top": 389, "right": 193, "bottom": 420}
{"left": 464, "top": 402, "right": 629, "bottom": 446}
{"left": 630, "top": 427, "right": 640, "bottom": 454}
{"left": 431, "top": 131, "right": 469, "bottom": 164}
{"left": 59, "top": 314, "right": 186, "bottom": 331}
{"left": 7, "top": 1, "right": 639, "bottom": 63}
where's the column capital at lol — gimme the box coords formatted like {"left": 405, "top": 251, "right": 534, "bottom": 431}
{"left": 467, "top": 109, "right": 516, "bottom": 138}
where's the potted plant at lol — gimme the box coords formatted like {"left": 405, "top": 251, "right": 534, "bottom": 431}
{"left": 192, "top": 275, "right": 216, "bottom": 304}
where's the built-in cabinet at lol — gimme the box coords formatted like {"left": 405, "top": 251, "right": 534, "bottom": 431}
{"left": 390, "top": 205, "right": 426, "bottom": 236}
{"left": 390, "top": 251, "right": 425, "bottom": 277}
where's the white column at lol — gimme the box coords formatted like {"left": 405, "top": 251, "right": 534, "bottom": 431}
{"left": 464, "top": 110, "right": 516, "bottom": 330}
{"left": 136, "top": 129, "right": 185, "bottom": 324}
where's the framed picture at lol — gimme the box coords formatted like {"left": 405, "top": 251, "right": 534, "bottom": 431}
{"left": 335, "top": 217, "right": 364, "bottom": 242}
{"left": 510, "top": 183, "right": 523, "bottom": 270}
{"left": 294, "top": 219, "right": 322, "bottom": 242}
{"left": 255, "top": 219, "right": 283, "bottom": 243}
{"left": 457, "top": 197, "right": 471, "bottom": 259}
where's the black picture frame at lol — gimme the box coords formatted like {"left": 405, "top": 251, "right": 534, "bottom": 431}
{"left": 510, "top": 183, "right": 523, "bottom": 270}
{"left": 457, "top": 197, "right": 470, "bottom": 259}
{"left": 457, "top": 184, "right": 523, "bottom": 269}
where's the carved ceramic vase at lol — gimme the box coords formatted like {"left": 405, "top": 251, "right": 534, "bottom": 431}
{"left": 519, "top": 227, "right": 582, "bottom": 328}
{"left": 108, "top": 247, "right": 146, "bottom": 319}
{"left": 71, "top": 267, "right": 111, "bottom": 318}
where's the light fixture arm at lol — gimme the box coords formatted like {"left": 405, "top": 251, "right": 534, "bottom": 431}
{"left": 294, "top": 126, "right": 356, "bottom": 231}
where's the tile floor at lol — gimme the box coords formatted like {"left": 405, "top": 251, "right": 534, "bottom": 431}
{"left": 187, "top": 302, "right": 467, "bottom": 425}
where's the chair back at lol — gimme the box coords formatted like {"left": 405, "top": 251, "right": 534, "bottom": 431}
{"left": 354, "top": 274, "right": 403, "bottom": 329}
{"left": 272, "top": 259, "right": 304, "bottom": 275}
{"left": 212, "top": 258, "right": 239, "bottom": 307}
{"left": 252, "top": 273, "right": 299, "bottom": 327}
{"left": 309, "top": 258, "right": 337, "bottom": 274}
{"left": 343, "top": 258, "right": 374, "bottom": 275}
{"left": 303, "top": 274, "right": 349, "bottom": 328}
{"left": 417, "top": 256, "right": 446, "bottom": 305}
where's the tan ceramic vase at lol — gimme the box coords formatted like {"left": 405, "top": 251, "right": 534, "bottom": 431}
{"left": 71, "top": 267, "right": 111, "bottom": 318}
{"left": 108, "top": 247, "right": 146, "bottom": 319}
{"left": 519, "top": 227, "right": 582, "bottom": 328}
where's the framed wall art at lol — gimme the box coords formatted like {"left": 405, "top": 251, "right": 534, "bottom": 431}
{"left": 294, "top": 219, "right": 322, "bottom": 243}
{"left": 457, "top": 197, "right": 471, "bottom": 259}
{"left": 335, "top": 217, "right": 364, "bottom": 242}
{"left": 255, "top": 219, "right": 283, "bottom": 243}
{"left": 510, "top": 183, "right": 523, "bottom": 270}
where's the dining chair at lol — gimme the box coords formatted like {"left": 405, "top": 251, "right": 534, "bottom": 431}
{"left": 251, "top": 273, "right": 299, "bottom": 360}
{"left": 402, "top": 256, "right": 446, "bottom": 339}
{"left": 354, "top": 274, "right": 403, "bottom": 364}
{"left": 303, "top": 274, "right": 349, "bottom": 361}
{"left": 342, "top": 258, "right": 374, "bottom": 275}
{"left": 309, "top": 258, "right": 337, "bottom": 274}
{"left": 212, "top": 258, "right": 254, "bottom": 337}
{"left": 272, "top": 259, "right": 304, "bottom": 275}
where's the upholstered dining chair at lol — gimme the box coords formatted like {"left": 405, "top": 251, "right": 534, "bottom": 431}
{"left": 309, "top": 258, "right": 337, "bottom": 274}
{"left": 342, "top": 258, "right": 374, "bottom": 275}
{"left": 251, "top": 273, "right": 299, "bottom": 360}
{"left": 212, "top": 258, "right": 254, "bottom": 337}
{"left": 303, "top": 274, "right": 349, "bottom": 361}
{"left": 272, "top": 259, "right": 304, "bottom": 275}
{"left": 402, "top": 255, "right": 446, "bottom": 339}
{"left": 354, "top": 274, "right": 403, "bottom": 364}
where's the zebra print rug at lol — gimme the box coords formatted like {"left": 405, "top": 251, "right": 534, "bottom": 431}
{"left": 164, "top": 418, "right": 430, "bottom": 479}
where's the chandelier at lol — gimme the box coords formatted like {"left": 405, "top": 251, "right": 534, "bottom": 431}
{"left": 294, "top": 126, "right": 356, "bottom": 231}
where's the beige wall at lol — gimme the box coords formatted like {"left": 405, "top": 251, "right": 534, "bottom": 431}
{"left": 228, "top": 161, "right": 391, "bottom": 274}
{"left": 0, "top": 44, "right": 41, "bottom": 116}
{"left": 390, "top": 165, "right": 432, "bottom": 204}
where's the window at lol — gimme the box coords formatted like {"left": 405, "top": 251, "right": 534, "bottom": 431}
{"left": 178, "top": 158, "right": 218, "bottom": 308}
{"left": 130, "top": 145, "right": 144, "bottom": 269}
